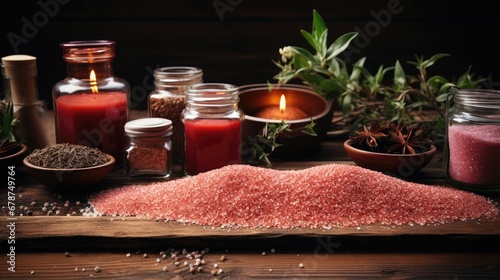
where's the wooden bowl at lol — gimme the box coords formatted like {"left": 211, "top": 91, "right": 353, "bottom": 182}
{"left": 238, "top": 84, "right": 333, "bottom": 159}
{"left": 23, "top": 154, "right": 115, "bottom": 192}
{"left": 343, "top": 139, "right": 437, "bottom": 177}
{"left": 0, "top": 143, "right": 29, "bottom": 169}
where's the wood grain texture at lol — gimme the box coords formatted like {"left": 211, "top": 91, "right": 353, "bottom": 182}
{"left": 2, "top": 252, "right": 500, "bottom": 279}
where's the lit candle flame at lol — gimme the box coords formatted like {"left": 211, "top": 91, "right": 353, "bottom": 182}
{"left": 279, "top": 94, "right": 286, "bottom": 113}
{"left": 90, "top": 70, "right": 98, "bottom": 94}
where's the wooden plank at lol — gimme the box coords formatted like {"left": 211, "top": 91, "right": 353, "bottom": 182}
{"left": 2, "top": 252, "right": 500, "bottom": 279}
{"left": 10, "top": 215, "right": 500, "bottom": 241}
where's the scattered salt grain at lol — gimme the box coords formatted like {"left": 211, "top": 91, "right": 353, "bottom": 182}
{"left": 89, "top": 164, "right": 499, "bottom": 229}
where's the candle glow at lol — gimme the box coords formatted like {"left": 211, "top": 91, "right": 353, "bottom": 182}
{"left": 255, "top": 93, "right": 308, "bottom": 120}
{"left": 279, "top": 94, "right": 286, "bottom": 113}
{"left": 90, "top": 70, "right": 98, "bottom": 93}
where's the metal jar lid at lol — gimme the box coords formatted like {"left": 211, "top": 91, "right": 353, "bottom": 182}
{"left": 125, "top": 118, "right": 173, "bottom": 137}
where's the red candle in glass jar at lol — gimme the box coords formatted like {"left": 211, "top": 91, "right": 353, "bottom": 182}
{"left": 55, "top": 92, "right": 128, "bottom": 163}
{"left": 184, "top": 118, "right": 241, "bottom": 175}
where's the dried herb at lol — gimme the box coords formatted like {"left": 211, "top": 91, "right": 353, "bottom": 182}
{"left": 26, "top": 143, "right": 109, "bottom": 169}
{"left": 349, "top": 121, "right": 431, "bottom": 154}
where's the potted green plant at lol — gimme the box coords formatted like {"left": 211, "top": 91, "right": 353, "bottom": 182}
{"left": 273, "top": 9, "right": 485, "bottom": 144}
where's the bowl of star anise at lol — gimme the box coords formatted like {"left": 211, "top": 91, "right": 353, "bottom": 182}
{"left": 344, "top": 122, "right": 437, "bottom": 177}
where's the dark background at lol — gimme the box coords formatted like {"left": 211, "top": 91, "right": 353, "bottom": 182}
{"left": 1, "top": 0, "right": 499, "bottom": 110}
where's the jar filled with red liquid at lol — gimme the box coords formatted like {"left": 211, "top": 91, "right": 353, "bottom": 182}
{"left": 52, "top": 40, "right": 129, "bottom": 164}
{"left": 148, "top": 66, "right": 203, "bottom": 164}
{"left": 181, "top": 83, "right": 243, "bottom": 176}
{"left": 445, "top": 88, "right": 500, "bottom": 193}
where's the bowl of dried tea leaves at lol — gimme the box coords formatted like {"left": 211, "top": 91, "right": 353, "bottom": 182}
{"left": 23, "top": 143, "right": 115, "bottom": 192}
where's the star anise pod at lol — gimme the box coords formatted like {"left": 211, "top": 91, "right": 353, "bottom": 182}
{"left": 386, "top": 123, "right": 429, "bottom": 154}
{"left": 349, "top": 122, "right": 389, "bottom": 152}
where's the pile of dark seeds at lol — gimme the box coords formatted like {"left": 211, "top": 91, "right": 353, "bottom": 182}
{"left": 26, "top": 143, "right": 109, "bottom": 169}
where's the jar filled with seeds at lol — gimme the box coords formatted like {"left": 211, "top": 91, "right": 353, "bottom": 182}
{"left": 148, "top": 67, "right": 203, "bottom": 165}
{"left": 124, "top": 117, "right": 173, "bottom": 178}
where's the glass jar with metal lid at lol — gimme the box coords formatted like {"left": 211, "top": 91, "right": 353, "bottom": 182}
{"left": 148, "top": 66, "right": 203, "bottom": 164}
{"left": 181, "top": 83, "right": 243, "bottom": 176}
{"left": 124, "top": 117, "right": 173, "bottom": 178}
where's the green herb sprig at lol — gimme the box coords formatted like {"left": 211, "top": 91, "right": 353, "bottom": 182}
{"left": 0, "top": 100, "right": 22, "bottom": 143}
{"left": 245, "top": 119, "right": 316, "bottom": 167}
{"left": 274, "top": 9, "right": 485, "bottom": 141}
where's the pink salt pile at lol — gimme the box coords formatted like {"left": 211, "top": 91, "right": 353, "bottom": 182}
{"left": 89, "top": 164, "right": 499, "bottom": 229}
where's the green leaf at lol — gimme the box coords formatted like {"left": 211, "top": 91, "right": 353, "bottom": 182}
{"left": 312, "top": 9, "right": 327, "bottom": 40}
{"left": 419, "top": 53, "right": 450, "bottom": 69}
{"left": 300, "top": 119, "right": 317, "bottom": 136}
{"left": 349, "top": 57, "right": 366, "bottom": 81}
{"left": 325, "top": 32, "right": 358, "bottom": 61}
{"left": 320, "top": 78, "right": 346, "bottom": 93}
{"left": 393, "top": 60, "right": 406, "bottom": 90}
{"left": 290, "top": 46, "right": 318, "bottom": 64}
{"left": 435, "top": 93, "right": 448, "bottom": 102}
{"left": 300, "top": 30, "right": 320, "bottom": 51}
{"left": 341, "top": 93, "right": 352, "bottom": 116}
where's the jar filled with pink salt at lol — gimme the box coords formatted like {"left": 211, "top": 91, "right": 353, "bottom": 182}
{"left": 446, "top": 88, "right": 500, "bottom": 192}
{"left": 181, "top": 83, "right": 243, "bottom": 176}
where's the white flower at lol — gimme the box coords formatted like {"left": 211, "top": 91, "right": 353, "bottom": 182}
{"left": 279, "top": 46, "right": 294, "bottom": 63}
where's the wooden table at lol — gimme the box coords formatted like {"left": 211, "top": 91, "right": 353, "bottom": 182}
{"left": 1, "top": 112, "right": 500, "bottom": 279}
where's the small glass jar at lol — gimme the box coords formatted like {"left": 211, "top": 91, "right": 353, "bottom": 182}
{"left": 181, "top": 83, "right": 243, "bottom": 176}
{"left": 445, "top": 88, "right": 500, "bottom": 192}
{"left": 148, "top": 66, "right": 203, "bottom": 164}
{"left": 52, "top": 40, "right": 129, "bottom": 164}
{"left": 124, "top": 117, "right": 173, "bottom": 178}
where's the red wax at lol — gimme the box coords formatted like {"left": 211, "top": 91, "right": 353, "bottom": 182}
{"left": 55, "top": 92, "right": 128, "bottom": 163}
{"left": 184, "top": 119, "right": 241, "bottom": 175}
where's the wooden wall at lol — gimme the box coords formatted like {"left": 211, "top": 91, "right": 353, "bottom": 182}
{"left": 1, "top": 0, "right": 499, "bottom": 110}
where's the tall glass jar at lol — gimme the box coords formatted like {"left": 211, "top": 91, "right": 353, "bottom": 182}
{"left": 181, "top": 83, "right": 243, "bottom": 176}
{"left": 148, "top": 66, "right": 203, "bottom": 165}
{"left": 445, "top": 88, "right": 500, "bottom": 193}
{"left": 52, "top": 40, "right": 130, "bottom": 164}
{"left": 124, "top": 117, "right": 173, "bottom": 178}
